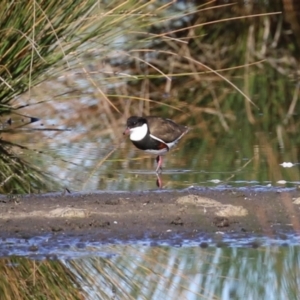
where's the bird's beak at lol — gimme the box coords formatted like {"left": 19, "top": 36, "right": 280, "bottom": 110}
{"left": 123, "top": 127, "right": 130, "bottom": 135}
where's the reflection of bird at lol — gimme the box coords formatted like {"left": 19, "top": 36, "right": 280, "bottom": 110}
{"left": 123, "top": 116, "right": 189, "bottom": 173}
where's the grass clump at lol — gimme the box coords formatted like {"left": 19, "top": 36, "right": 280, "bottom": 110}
{"left": 0, "top": 0, "right": 173, "bottom": 193}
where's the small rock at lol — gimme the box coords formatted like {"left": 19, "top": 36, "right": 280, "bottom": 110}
{"left": 213, "top": 216, "right": 230, "bottom": 228}
{"left": 171, "top": 217, "right": 184, "bottom": 226}
{"left": 28, "top": 245, "right": 38, "bottom": 252}
{"left": 105, "top": 199, "right": 124, "bottom": 205}
{"left": 199, "top": 242, "right": 209, "bottom": 248}
{"left": 51, "top": 226, "right": 63, "bottom": 232}
{"left": 251, "top": 241, "right": 260, "bottom": 249}
{"left": 89, "top": 220, "right": 110, "bottom": 228}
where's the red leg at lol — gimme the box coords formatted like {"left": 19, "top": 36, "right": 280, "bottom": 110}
{"left": 156, "top": 173, "right": 163, "bottom": 188}
{"left": 155, "top": 156, "right": 163, "bottom": 173}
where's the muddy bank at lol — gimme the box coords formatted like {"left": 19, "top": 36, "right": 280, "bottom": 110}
{"left": 0, "top": 188, "right": 300, "bottom": 243}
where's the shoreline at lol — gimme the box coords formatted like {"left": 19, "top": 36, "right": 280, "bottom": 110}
{"left": 0, "top": 188, "right": 299, "bottom": 241}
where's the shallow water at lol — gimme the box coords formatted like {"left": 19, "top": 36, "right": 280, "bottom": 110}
{"left": 5, "top": 127, "right": 300, "bottom": 192}
{"left": 1, "top": 232, "right": 300, "bottom": 259}
{"left": 1, "top": 234, "right": 300, "bottom": 299}
{"left": 63, "top": 244, "right": 300, "bottom": 300}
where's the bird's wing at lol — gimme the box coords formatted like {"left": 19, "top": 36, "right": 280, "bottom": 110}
{"left": 146, "top": 116, "right": 188, "bottom": 143}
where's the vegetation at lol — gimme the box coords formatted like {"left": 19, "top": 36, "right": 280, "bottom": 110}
{"left": 0, "top": 0, "right": 299, "bottom": 193}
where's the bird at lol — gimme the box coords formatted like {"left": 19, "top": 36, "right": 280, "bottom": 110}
{"left": 123, "top": 116, "right": 188, "bottom": 172}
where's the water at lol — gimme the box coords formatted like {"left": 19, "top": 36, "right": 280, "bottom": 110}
{"left": 3, "top": 121, "right": 300, "bottom": 192}
{"left": 0, "top": 235, "right": 300, "bottom": 299}
{"left": 63, "top": 244, "right": 300, "bottom": 300}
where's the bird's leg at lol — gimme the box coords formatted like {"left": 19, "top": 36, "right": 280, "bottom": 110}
{"left": 155, "top": 155, "right": 163, "bottom": 173}
{"left": 156, "top": 173, "right": 163, "bottom": 188}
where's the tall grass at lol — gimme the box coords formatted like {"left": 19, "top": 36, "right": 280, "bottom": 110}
{"left": 0, "top": 140, "right": 58, "bottom": 193}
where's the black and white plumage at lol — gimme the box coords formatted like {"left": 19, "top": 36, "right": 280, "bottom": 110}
{"left": 123, "top": 116, "right": 188, "bottom": 172}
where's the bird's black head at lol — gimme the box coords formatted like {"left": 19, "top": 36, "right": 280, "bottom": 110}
{"left": 126, "top": 116, "right": 147, "bottom": 129}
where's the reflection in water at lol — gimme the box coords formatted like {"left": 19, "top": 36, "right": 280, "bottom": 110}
{"left": 64, "top": 245, "right": 300, "bottom": 300}
{"left": 2, "top": 114, "right": 300, "bottom": 192}
{"left": 156, "top": 173, "right": 163, "bottom": 188}
{"left": 3, "top": 129, "right": 300, "bottom": 192}
{"left": 1, "top": 244, "right": 299, "bottom": 299}
{"left": 0, "top": 256, "right": 83, "bottom": 299}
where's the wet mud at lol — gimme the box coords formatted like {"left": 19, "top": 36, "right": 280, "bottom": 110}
{"left": 0, "top": 187, "right": 300, "bottom": 244}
